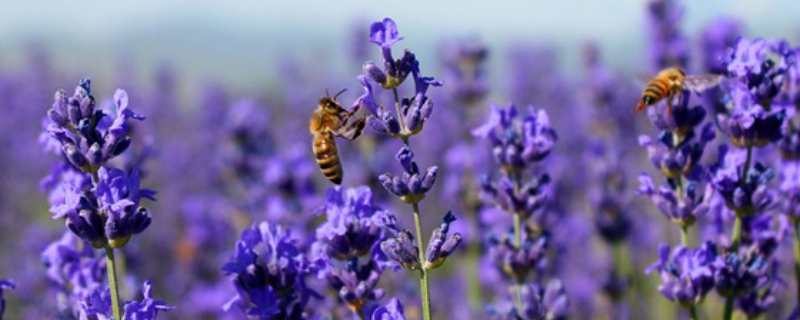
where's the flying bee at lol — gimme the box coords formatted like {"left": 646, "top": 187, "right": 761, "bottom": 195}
{"left": 309, "top": 89, "right": 366, "bottom": 185}
{"left": 636, "top": 67, "right": 723, "bottom": 117}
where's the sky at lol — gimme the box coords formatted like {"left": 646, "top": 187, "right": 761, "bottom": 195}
{"left": 0, "top": 0, "right": 798, "bottom": 99}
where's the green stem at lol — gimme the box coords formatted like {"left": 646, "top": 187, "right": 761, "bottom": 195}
{"left": 357, "top": 310, "right": 365, "bottom": 320}
{"left": 794, "top": 219, "right": 800, "bottom": 310}
{"left": 105, "top": 245, "right": 123, "bottom": 320}
{"left": 511, "top": 171, "right": 523, "bottom": 311}
{"left": 675, "top": 174, "right": 684, "bottom": 201}
{"left": 412, "top": 202, "right": 431, "bottom": 320}
{"left": 741, "top": 146, "right": 753, "bottom": 186}
{"left": 688, "top": 305, "right": 699, "bottom": 320}
{"left": 680, "top": 225, "right": 690, "bottom": 248}
{"left": 393, "top": 88, "right": 406, "bottom": 131}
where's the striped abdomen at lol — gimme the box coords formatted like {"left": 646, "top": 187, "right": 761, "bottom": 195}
{"left": 637, "top": 78, "right": 670, "bottom": 111}
{"left": 313, "top": 132, "right": 343, "bottom": 184}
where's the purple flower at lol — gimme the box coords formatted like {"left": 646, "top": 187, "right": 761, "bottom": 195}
{"left": 423, "top": 211, "right": 462, "bottom": 269}
{"left": 645, "top": 95, "right": 707, "bottom": 137}
{"left": 324, "top": 259, "right": 385, "bottom": 314}
{"left": 638, "top": 173, "right": 711, "bottom": 227}
{"left": 735, "top": 261, "right": 783, "bottom": 318}
{"left": 379, "top": 146, "right": 438, "bottom": 204}
{"left": 490, "top": 280, "right": 569, "bottom": 320}
{"left": 95, "top": 167, "right": 156, "bottom": 248}
{"left": 488, "top": 227, "right": 548, "bottom": 283}
{"left": 0, "top": 279, "right": 14, "bottom": 318}
{"left": 707, "top": 145, "right": 775, "bottom": 216}
{"left": 380, "top": 230, "right": 420, "bottom": 271}
{"left": 44, "top": 79, "right": 144, "bottom": 170}
{"left": 371, "top": 298, "right": 406, "bottom": 320}
{"left": 726, "top": 37, "right": 768, "bottom": 78}
{"left": 222, "top": 222, "right": 315, "bottom": 319}
{"left": 472, "top": 104, "right": 557, "bottom": 170}
{"left": 312, "top": 186, "right": 387, "bottom": 262}
{"left": 712, "top": 240, "right": 772, "bottom": 298}
{"left": 781, "top": 161, "right": 800, "bottom": 220}
{"left": 479, "top": 174, "right": 549, "bottom": 221}
{"left": 41, "top": 231, "right": 106, "bottom": 317}
{"left": 638, "top": 122, "right": 715, "bottom": 178}
{"left": 364, "top": 18, "right": 412, "bottom": 89}
{"left": 645, "top": 242, "right": 717, "bottom": 307}
{"left": 717, "top": 81, "right": 786, "bottom": 148}
{"left": 122, "top": 280, "right": 174, "bottom": 320}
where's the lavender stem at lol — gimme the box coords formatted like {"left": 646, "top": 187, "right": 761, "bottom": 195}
{"left": 104, "top": 245, "right": 122, "bottom": 320}
{"left": 412, "top": 202, "right": 432, "bottom": 320}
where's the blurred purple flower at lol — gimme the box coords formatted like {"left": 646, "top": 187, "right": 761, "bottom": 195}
{"left": 472, "top": 104, "right": 557, "bottom": 170}
{"left": 489, "top": 280, "right": 570, "bottom": 320}
{"left": 371, "top": 298, "right": 405, "bottom": 320}
{"left": 707, "top": 145, "right": 775, "bottom": 216}
{"left": 479, "top": 174, "right": 550, "bottom": 221}
{"left": 712, "top": 239, "right": 773, "bottom": 299}
{"left": 312, "top": 186, "right": 387, "bottom": 262}
{"left": 646, "top": 0, "right": 689, "bottom": 70}
{"left": 222, "top": 222, "right": 315, "bottom": 319}
{"left": 638, "top": 122, "right": 715, "bottom": 178}
{"left": 488, "top": 227, "right": 548, "bottom": 283}
{"left": 324, "top": 259, "right": 385, "bottom": 314}
{"left": 717, "top": 81, "right": 786, "bottom": 148}
{"left": 122, "top": 280, "right": 174, "bottom": 320}
{"left": 701, "top": 18, "right": 743, "bottom": 74}
{"left": 645, "top": 242, "right": 717, "bottom": 307}
{"left": 735, "top": 261, "right": 783, "bottom": 318}
{"left": 638, "top": 173, "right": 712, "bottom": 227}
{"left": 41, "top": 231, "right": 106, "bottom": 317}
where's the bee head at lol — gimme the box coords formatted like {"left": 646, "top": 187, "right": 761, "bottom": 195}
{"left": 320, "top": 88, "right": 347, "bottom": 113}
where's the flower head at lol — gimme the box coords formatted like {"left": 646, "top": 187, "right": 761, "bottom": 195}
{"left": 122, "top": 280, "right": 174, "bottom": 319}
{"left": 312, "top": 185, "right": 387, "bottom": 263}
{"left": 379, "top": 146, "right": 438, "bottom": 204}
{"left": 645, "top": 242, "right": 717, "bottom": 307}
{"left": 222, "top": 222, "right": 314, "bottom": 319}
{"left": 638, "top": 173, "right": 711, "bottom": 227}
{"left": 707, "top": 145, "right": 775, "bottom": 216}
{"left": 424, "top": 211, "right": 463, "bottom": 269}
{"left": 472, "top": 104, "right": 557, "bottom": 171}
{"left": 44, "top": 79, "right": 144, "bottom": 171}
{"left": 371, "top": 298, "right": 406, "bottom": 320}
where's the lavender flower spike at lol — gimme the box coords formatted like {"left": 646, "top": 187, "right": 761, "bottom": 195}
{"left": 645, "top": 242, "right": 717, "bottom": 307}
{"left": 366, "top": 18, "right": 414, "bottom": 89}
{"left": 637, "top": 173, "right": 711, "bottom": 227}
{"left": 122, "top": 280, "right": 175, "bottom": 319}
{"left": 424, "top": 211, "right": 463, "bottom": 269}
{"left": 371, "top": 298, "right": 406, "bottom": 320}
{"left": 380, "top": 230, "right": 420, "bottom": 271}
{"left": 380, "top": 146, "right": 438, "bottom": 204}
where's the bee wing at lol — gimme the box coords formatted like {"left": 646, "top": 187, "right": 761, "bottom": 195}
{"left": 683, "top": 74, "right": 723, "bottom": 93}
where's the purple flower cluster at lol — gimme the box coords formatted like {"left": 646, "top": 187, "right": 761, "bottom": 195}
{"left": 223, "top": 222, "right": 315, "bottom": 319}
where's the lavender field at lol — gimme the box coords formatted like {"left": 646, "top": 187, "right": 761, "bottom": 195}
{"left": 2, "top": 1, "right": 800, "bottom": 319}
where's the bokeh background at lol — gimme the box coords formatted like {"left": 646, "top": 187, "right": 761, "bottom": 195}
{"left": 1, "top": 0, "right": 800, "bottom": 319}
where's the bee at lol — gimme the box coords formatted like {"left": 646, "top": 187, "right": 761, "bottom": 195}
{"left": 636, "top": 67, "right": 723, "bottom": 116}
{"left": 309, "top": 89, "right": 366, "bottom": 185}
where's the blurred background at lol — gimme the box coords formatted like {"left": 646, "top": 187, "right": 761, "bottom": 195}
{"left": 1, "top": 0, "right": 800, "bottom": 319}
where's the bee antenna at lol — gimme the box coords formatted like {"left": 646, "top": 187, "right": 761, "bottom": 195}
{"left": 325, "top": 88, "right": 331, "bottom": 97}
{"left": 333, "top": 88, "right": 347, "bottom": 100}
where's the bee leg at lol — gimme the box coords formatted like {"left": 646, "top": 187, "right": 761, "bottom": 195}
{"left": 336, "top": 116, "right": 367, "bottom": 141}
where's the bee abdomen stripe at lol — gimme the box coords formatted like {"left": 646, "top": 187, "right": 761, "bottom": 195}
{"left": 317, "top": 156, "right": 338, "bottom": 169}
